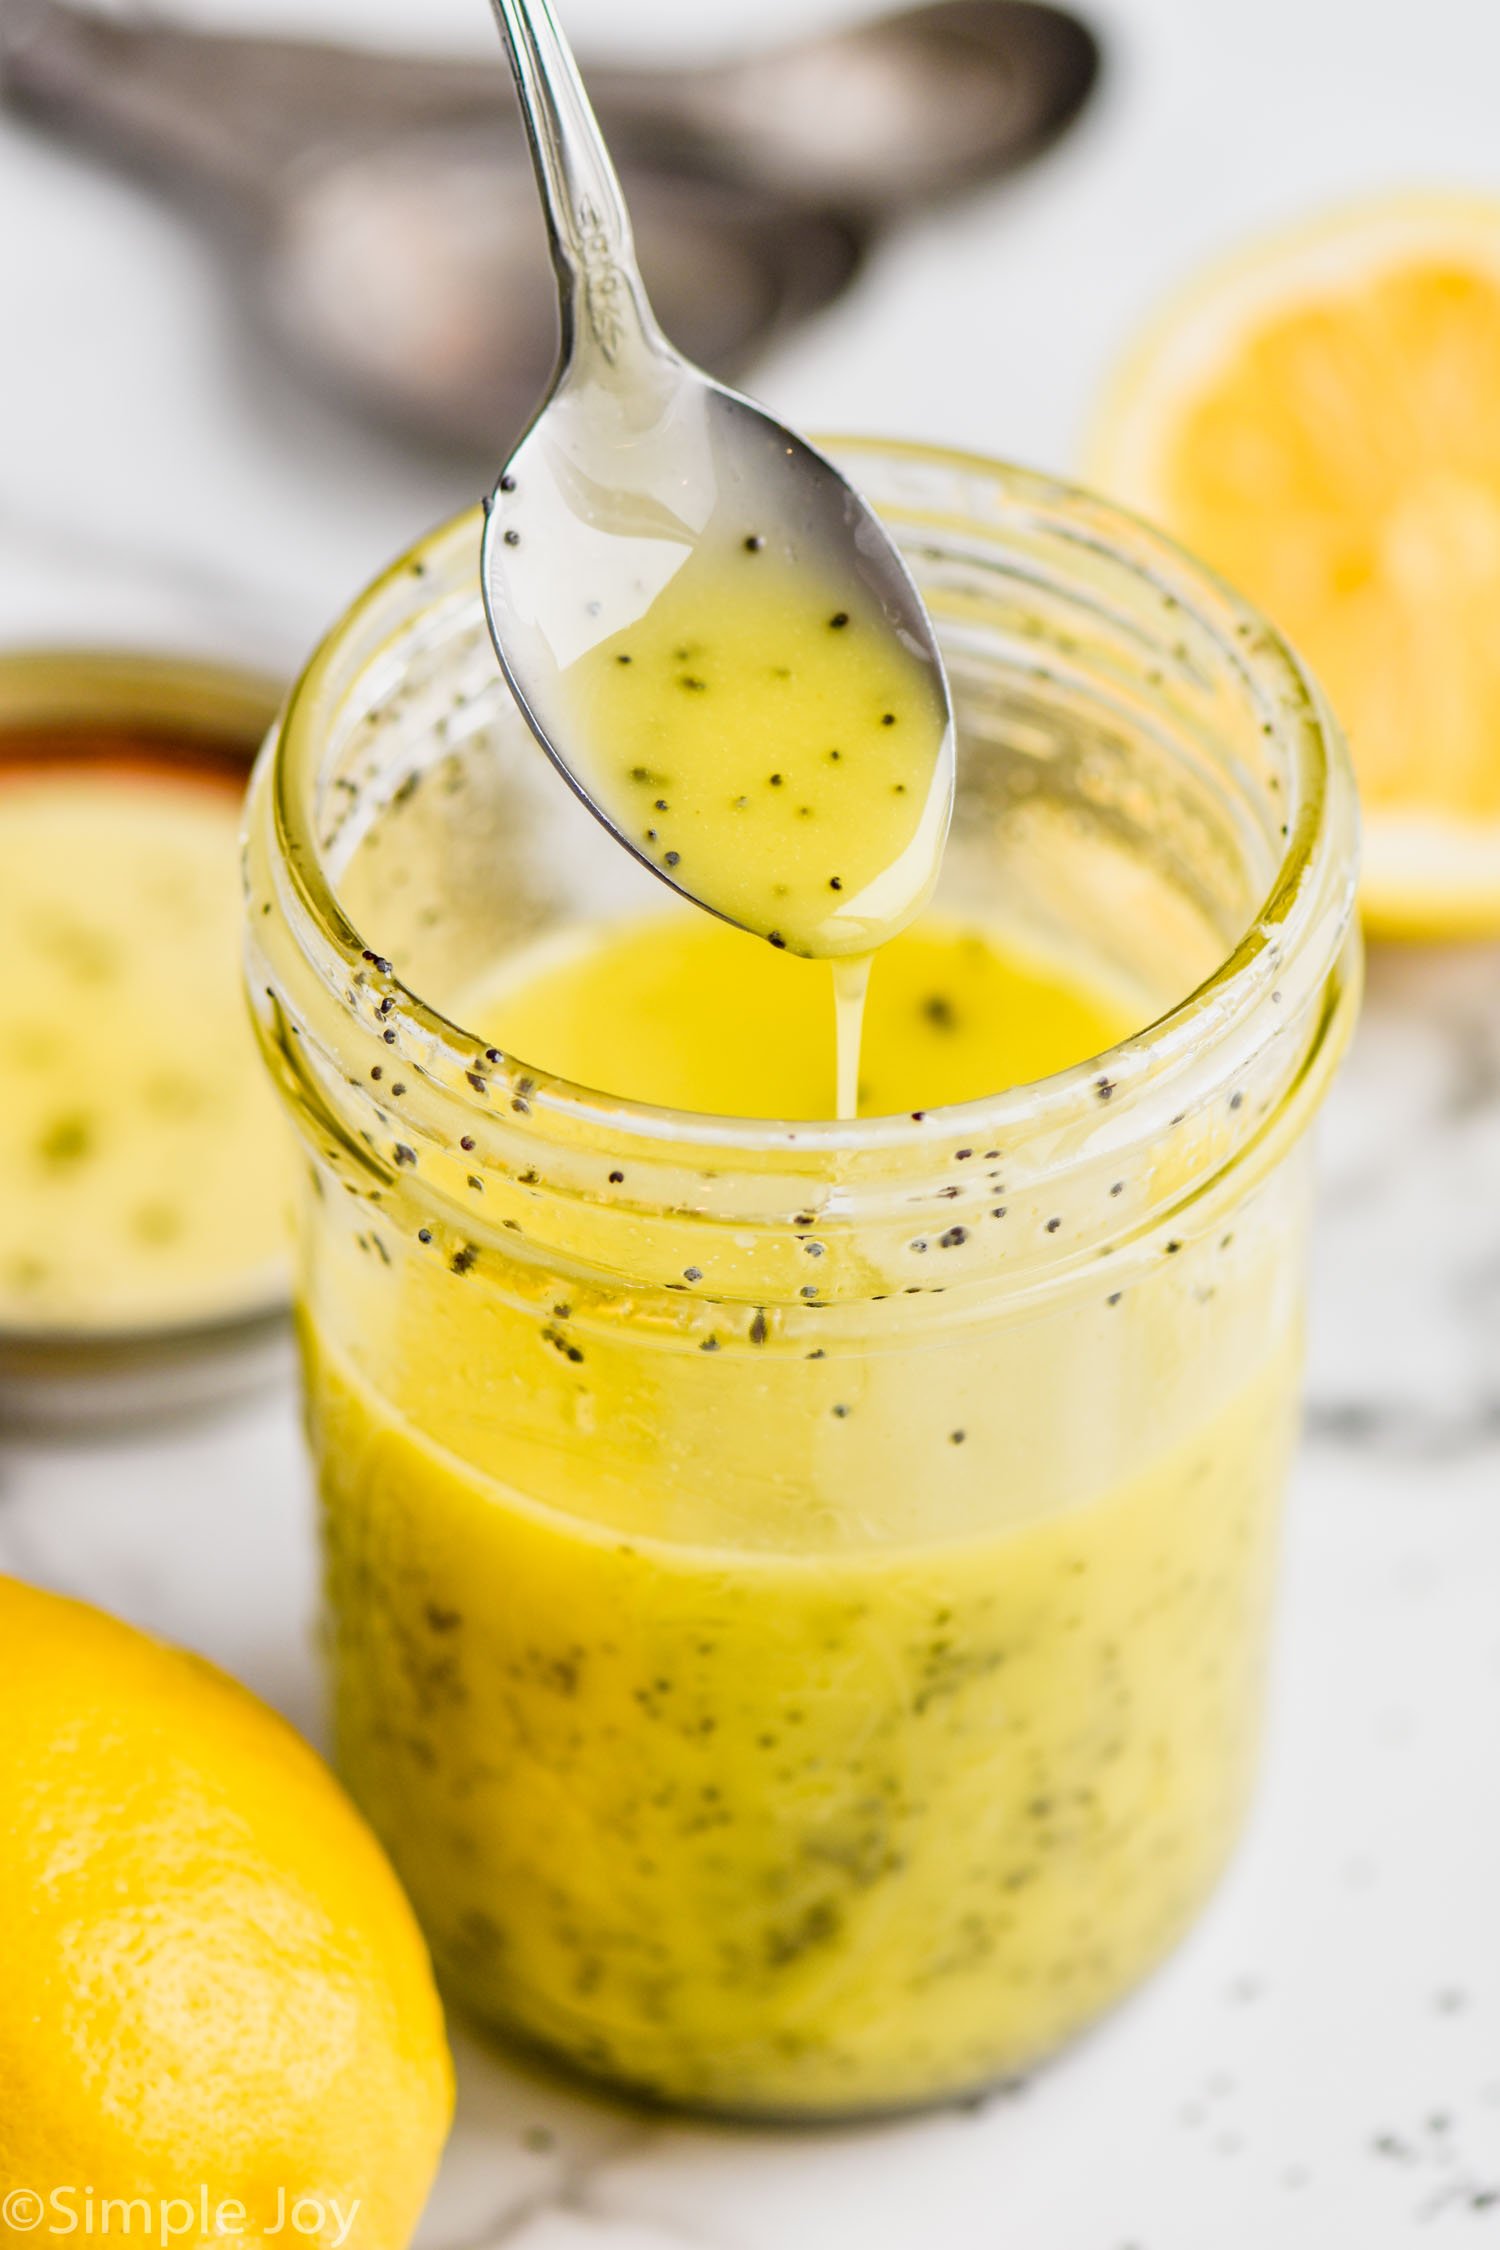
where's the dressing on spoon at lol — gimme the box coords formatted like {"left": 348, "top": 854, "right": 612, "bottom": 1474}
{"left": 481, "top": 0, "right": 954, "bottom": 1116}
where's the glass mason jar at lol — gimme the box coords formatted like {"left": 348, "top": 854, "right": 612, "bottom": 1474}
{"left": 245, "top": 440, "right": 1360, "bottom": 2121}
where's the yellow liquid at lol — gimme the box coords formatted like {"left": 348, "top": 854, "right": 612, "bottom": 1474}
{"left": 562, "top": 539, "right": 950, "bottom": 963}
{"left": 0, "top": 769, "right": 293, "bottom": 1329}
{"left": 309, "top": 916, "right": 1296, "bottom": 2115}
{"left": 479, "top": 911, "right": 1129, "bottom": 1119}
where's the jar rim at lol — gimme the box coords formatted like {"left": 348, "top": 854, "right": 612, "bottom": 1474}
{"left": 263, "top": 438, "right": 1358, "bottom": 1186}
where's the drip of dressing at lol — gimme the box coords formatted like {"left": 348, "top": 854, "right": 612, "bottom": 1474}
{"left": 554, "top": 529, "right": 951, "bottom": 1118}
{"left": 831, "top": 956, "right": 872, "bottom": 1121}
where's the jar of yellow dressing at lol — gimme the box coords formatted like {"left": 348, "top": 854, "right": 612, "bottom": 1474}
{"left": 245, "top": 441, "right": 1360, "bottom": 2120}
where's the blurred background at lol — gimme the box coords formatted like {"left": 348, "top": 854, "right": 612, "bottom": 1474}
{"left": 4, "top": 0, "right": 1498, "bottom": 651}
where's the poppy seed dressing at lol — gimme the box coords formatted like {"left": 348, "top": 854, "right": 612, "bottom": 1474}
{"left": 558, "top": 534, "right": 950, "bottom": 1115}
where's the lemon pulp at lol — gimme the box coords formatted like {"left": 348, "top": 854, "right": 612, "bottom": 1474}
{"left": 1092, "top": 195, "right": 1500, "bottom": 931}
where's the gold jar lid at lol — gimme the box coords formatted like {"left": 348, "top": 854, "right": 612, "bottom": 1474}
{"left": 0, "top": 648, "right": 293, "bottom": 1426}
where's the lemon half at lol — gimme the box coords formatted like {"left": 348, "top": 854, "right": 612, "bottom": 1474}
{"left": 1091, "top": 194, "right": 1500, "bottom": 936}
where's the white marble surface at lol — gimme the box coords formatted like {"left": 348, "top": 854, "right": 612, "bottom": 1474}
{"left": 3, "top": 0, "right": 1500, "bottom": 2243}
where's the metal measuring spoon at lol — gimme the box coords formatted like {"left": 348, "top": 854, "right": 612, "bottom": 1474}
{"left": 1, "top": 1, "right": 1098, "bottom": 454}
{"left": 481, "top": 0, "right": 956, "bottom": 958}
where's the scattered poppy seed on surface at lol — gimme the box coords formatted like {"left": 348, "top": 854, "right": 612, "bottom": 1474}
{"left": 1110, "top": 1181, "right": 1125, "bottom": 1196}
{"left": 460, "top": 1135, "right": 475, "bottom": 1151}
{"left": 832, "top": 1403, "right": 851, "bottom": 1418}
{"left": 749, "top": 1309, "right": 768, "bottom": 1344}
{"left": 683, "top": 1266, "right": 703, "bottom": 1282}
{"left": 769, "top": 932, "right": 787, "bottom": 949}
{"left": 417, "top": 1228, "right": 432, "bottom": 1244}
{"left": 370, "top": 1066, "right": 383, "bottom": 1080}
{"left": 499, "top": 473, "right": 516, "bottom": 492}
{"left": 616, "top": 653, "right": 632, "bottom": 665}
{"left": 770, "top": 773, "right": 783, "bottom": 786}
{"left": 829, "top": 877, "right": 843, "bottom": 891}
{"left": 503, "top": 528, "right": 520, "bottom": 546}
{"left": 882, "top": 712, "right": 896, "bottom": 726}
{"left": 1107, "top": 1291, "right": 1123, "bottom": 1306}
{"left": 1045, "top": 1217, "right": 1062, "bottom": 1233}
{"left": 744, "top": 534, "right": 765, "bottom": 552}
{"left": 383, "top": 1028, "right": 397, "bottom": 1045}
{"left": 950, "top": 1429, "right": 966, "bottom": 1445}
{"left": 608, "top": 1169, "right": 624, "bottom": 1184}
{"left": 665, "top": 850, "right": 680, "bottom": 867}
{"left": 829, "top": 612, "right": 849, "bottom": 628}
{"left": 1165, "top": 1239, "right": 1182, "bottom": 1254}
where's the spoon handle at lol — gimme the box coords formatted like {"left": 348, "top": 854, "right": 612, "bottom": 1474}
{"left": 487, "top": 0, "right": 664, "bottom": 374}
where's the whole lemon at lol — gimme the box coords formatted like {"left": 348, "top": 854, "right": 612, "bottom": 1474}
{"left": 0, "top": 1577, "right": 453, "bottom": 2250}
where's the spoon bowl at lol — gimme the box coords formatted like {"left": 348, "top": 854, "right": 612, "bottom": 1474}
{"left": 480, "top": 0, "right": 955, "bottom": 959}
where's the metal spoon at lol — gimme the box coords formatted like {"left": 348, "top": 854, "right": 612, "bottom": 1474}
{"left": 1, "top": 0, "right": 1099, "bottom": 455}
{"left": 481, "top": 0, "right": 955, "bottom": 957}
